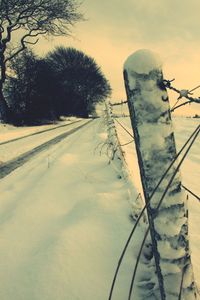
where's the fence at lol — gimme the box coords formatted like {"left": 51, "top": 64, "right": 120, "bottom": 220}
{"left": 106, "top": 49, "right": 199, "bottom": 300}
{"left": 101, "top": 101, "right": 146, "bottom": 222}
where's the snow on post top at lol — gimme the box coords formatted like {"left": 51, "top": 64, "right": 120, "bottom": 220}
{"left": 124, "top": 49, "right": 162, "bottom": 75}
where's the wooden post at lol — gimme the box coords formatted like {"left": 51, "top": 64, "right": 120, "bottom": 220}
{"left": 124, "top": 49, "right": 196, "bottom": 299}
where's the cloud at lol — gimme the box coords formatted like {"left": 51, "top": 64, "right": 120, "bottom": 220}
{"left": 33, "top": 0, "right": 200, "bottom": 114}
{"left": 82, "top": 0, "right": 200, "bottom": 43}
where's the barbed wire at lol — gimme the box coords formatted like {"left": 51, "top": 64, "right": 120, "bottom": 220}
{"left": 128, "top": 125, "right": 200, "bottom": 300}
{"left": 119, "top": 140, "right": 134, "bottom": 147}
{"left": 163, "top": 79, "right": 200, "bottom": 112}
{"left": 113, "top": 117, "right": 135, "bottom": 140}
{"left": 108, "top": 124, "right": 200, "bottom": 300}
{"left": 106, "top": 80, "right": 199, "bottom": 299}
{"left": 110, "top": 100, "right": 128, "bottom": 106}
{"left": 178, "top": 264, "right": 187, "bottom": 300}
{"left": 182, "top": 184, "right": 200, "bottom": 201}
{"left": 109, "top": 78, "right": 200, "bottom": 114}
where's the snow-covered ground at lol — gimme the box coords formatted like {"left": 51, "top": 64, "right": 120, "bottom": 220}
{"left": 0, "top": 116, "right": 199, "bottom": 299}
{"left": 115, "top": 116, "right": 200, "bottom": 288}
{"left": 0, "top": 118, "right": 83, "bottom": 163}
{"left": 0, "top": 117, "right": 79, "bottom": 144}
{"left": 0, "top": 119, "right": 139, "bottom": 300}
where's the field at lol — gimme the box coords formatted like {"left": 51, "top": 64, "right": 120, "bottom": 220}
{"left": 0, "top": 115, "right": 199, "bottom": 299}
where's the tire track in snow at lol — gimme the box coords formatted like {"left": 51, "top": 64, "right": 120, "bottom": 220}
{"left": 0, "top": 119, "right": 82, "bottom": 146}
{"left": 0, "top": 119, "right": 93, "bottom": 179}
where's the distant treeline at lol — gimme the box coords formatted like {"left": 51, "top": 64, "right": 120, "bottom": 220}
{"left": 5, "top": 47, "right": 111, "bottom": 125}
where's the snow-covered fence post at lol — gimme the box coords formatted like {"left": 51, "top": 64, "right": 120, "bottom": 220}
{"left": 123, "top": 49, "right": 196, "bottom": 299}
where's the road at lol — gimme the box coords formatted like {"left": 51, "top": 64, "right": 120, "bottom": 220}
{"left": 0, "top": 119, "right": 82, "bottom": 146}
{"left": 0, "top": 118, "right": 134, "bottom": 300}
{"left": 0, "top": 119, "right": 89, "bottom": 163}
{"left": 0, "top": 119, "right": 92, "bottom": 179}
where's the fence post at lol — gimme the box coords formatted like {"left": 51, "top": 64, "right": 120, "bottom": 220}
{"left": 123, "top": 49, "right": 196, "bottom": 299}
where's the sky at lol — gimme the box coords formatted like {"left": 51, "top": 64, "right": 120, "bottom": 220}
{"left": 34, "top": 0, "right": 200, "bottom": 116}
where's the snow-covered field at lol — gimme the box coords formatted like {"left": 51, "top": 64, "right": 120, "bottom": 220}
{"left": 0, "top": 116, "right": 199, "bottom": 299}
{"left": 0, "top": 119, "right": 137, "bottom": 300}
{"left": 115, "top": 116, "right": 200, "bottom": 288}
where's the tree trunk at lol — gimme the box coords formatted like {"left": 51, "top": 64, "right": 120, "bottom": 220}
{"left": 0, "top": 51, "right": 10, "bottom": 123}
{"left": 124, "top": 49, "right": 197, "bottom": 300}
{"left": 0, "top": 84, "right": 9, "bottom": 123}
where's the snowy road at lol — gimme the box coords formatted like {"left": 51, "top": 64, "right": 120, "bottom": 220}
{"left": 0, "top": 119, "right": 135, "bottom": 300}
{"left": 0, "top": 120, "right": 92, "bottom": 179}
{"left": 0, "top": 119, "right": 82, "bottom": 146}
{"left": 0, "top": 119, "right": 86, "bottom": 163}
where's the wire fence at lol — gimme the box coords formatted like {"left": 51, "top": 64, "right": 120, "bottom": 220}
{"left": 163, "top": 79, "right": 200, "bottom": 112}
{"left": 110, "top": 78, "right": 200, "bottom": 117}
{"left": 128, "top": 125, "right": 200, "bottom": 300}
{"left": 105, "top": 98, "right": 200, "bottom": 299}
{"left": 113, "top": 117, "right": 134, "bottom": 140}
{"left": 108, "top": 123, "right": 200, "bottom": 299}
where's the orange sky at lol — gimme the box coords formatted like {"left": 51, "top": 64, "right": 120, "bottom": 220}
{"left": 33, "top": 0, "right": 200, "bottom": 116}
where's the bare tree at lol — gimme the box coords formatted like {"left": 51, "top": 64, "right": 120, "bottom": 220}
{"left": 0, "top": 0, "right": 83, "bottom": 122}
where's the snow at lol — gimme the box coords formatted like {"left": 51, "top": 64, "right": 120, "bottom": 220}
{"left": 0, "top": 119, "right": 84, "bottom": 163}
{"left": 157, "top": 240, "right": 185, "bottom": 260}
{"left": 124, "top": 49, "right": 162, "bottom": 76}
{"left": 154, "top": 214, "right": 187, "bottom": 236}
{"left": 150, "top": 190, "right": 185, "bottom": 209}
{"left": 123, "top": 55, "right": 197, "bottom": 298}
{"left": 0, "top": 115, "right": 199, "bottom": 299}
{"left": 0, "top": 117, "right": 79, "bottom": 144}
{"left": 160, "top": 262, "right": 180, "bottom": 276}
{"left": 179, "top": 90, "right": 191, "bottom": 99}
{"left": 114, "top": 116, "right": 200, "bottom": 293}
{"left": 0, "top": 118, "right": 142, "bottom": 300}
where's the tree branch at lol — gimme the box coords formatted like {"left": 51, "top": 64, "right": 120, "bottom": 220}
{"left": 4, "top": 29, "right": 47, "bottom": 63}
